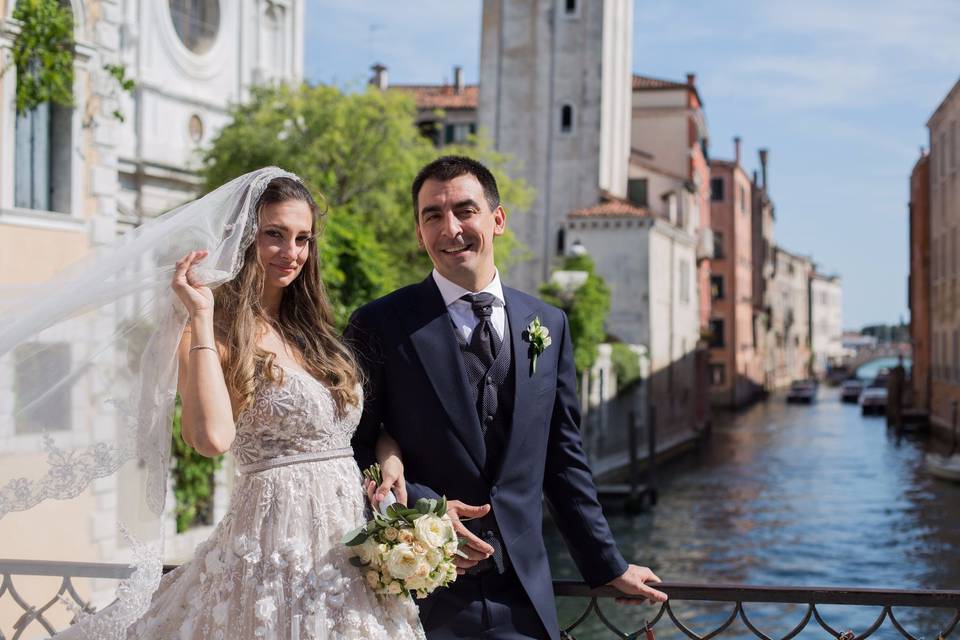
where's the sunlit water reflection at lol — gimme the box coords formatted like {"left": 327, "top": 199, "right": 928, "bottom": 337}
{"left": 546, "top": 388, "right": 960, "bottom": 639}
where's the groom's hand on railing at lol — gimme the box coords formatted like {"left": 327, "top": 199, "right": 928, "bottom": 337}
{"left": 607, "top": 565, "right": 668, "bottom": 604}
{"left": 445, "top": 500, "right": 495, "bottom": 574}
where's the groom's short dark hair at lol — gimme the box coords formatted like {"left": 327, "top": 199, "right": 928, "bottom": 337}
{"left": 411, "top": 156, "right": 501, "bottom": 221}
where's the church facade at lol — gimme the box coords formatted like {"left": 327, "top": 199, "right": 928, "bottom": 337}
{"left": 0, "top": 0, "right": 302, "bottom": 627}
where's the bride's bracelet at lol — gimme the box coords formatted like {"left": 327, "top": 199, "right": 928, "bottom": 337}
{"left": 189, "top": 345, "right": 218, "bottom": 355}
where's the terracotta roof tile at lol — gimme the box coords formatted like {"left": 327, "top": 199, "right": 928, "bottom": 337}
{"left": 569, "top": 194, "right": 652, "bottom": 219}
{"left": 391, "top": 84, "right": 479, "bottom": 110}
{"left": 632, "top": 74, "right": 689, "bottom": 91}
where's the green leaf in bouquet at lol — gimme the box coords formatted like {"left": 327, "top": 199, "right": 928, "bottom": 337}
{"left": 341, "top": 525, "right": 369, "bottom": 546}
{"left": 386, "top": 503, "right": 405, "bottom": 520}
{"left": 415, "top": 498, "right": 434, "bottom": 515}
{"left": 437, "top": 496, "right": 447, "bottom": 516}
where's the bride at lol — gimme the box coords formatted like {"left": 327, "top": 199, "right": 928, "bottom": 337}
{"left": 17, "top": 168, "right": 425, "bottom": 639}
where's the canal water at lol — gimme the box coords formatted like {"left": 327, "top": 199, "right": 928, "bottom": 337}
{"left": 545, "top": 387, "right": 960, "bottom": 639}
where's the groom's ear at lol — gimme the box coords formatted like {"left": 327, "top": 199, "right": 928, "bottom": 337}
{"left": 493, "top": 206, "right": 507, "bottom": 237}
{"left": 415, "top": 218, "right": 426, "bottom": 249}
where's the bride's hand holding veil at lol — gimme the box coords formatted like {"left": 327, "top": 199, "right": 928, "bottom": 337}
{"left": 172, "top": 250, "right": 214, "bottom": 317}
{"left": 171, "top": 248, "right": 236, "bottom": 457}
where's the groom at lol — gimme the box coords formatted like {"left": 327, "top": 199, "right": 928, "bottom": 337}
{"left": 347, "top": 156, "right": 666, "bottom": 639}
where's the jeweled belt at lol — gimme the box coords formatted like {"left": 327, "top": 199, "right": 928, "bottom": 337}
{"left": 236, "top": 447, "right": 354, "bottom": 474}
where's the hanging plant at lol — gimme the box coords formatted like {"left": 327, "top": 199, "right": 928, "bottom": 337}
{"left": 9, "top": 0, "right": 76, "bottom": 114}
{"left": 103, "top": 62, "right": 136, "bottom": 122}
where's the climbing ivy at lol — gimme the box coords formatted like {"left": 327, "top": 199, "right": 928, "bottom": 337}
{"left": 170, "top": 398, "right": 223, "bottom": 533}
{"left": 610, "top": 342, "right": 642, "bottom": 391}
{"left": 10, "top": 0, "right": 75, "bottom": 114}
{"left": 103, "top": 62, "right": 135, "bottom": 122}
{"left": 540, "top": 254, "right": 611, "bottom": 374}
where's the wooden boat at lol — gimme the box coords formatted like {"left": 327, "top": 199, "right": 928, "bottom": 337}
{"left": 926, "top": 453, "right": 960, "bottom": 482}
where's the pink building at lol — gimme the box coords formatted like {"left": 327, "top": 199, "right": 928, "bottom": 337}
{"left": 708, "top": 138, "right": 763, "bottom": 407}
{"left": 630, "top": 73, "right": 713, "bottom": 427}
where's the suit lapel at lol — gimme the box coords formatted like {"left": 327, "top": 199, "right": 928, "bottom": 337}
{"left": 497, "top": 288, "right": 539, "bottom": 481}
{"left": 406, "top": 277, "right": 487, "bottom": 475}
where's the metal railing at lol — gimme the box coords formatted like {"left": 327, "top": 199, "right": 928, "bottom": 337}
{"left": 2, "top": 560, "right": 958, "bottom": 639}
{"left": 556, "top": 581, "right": 960, "bottom": 640}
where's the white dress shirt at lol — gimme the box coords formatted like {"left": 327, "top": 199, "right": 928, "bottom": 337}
{"left": 432, "top": 269, "right": 506, "bottom": 344}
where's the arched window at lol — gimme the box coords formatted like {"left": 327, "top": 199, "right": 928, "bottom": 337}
{"left": 169, "top": 0, "right": 220, "bottom": 55}
{"left": 560, "top": 104, "right": 573, "bottom": 133}
{"left": 13, "top": 0, "right": 73, "bottom": 213}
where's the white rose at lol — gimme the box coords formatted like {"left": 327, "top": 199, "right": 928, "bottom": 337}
{"left": 445, "top": 562, "right": 458, "bottom": 583}
{"left": 384, "top": 543, "right": 419, "bottom": 580}
{"left": 398, "top": 529, "right": 416, "bottom": 544}
{"left": 404, "top": 574, "right": 428, "bottom": 592}
{"left": 425, "top": 572, "right": 445, "bottom": 591}
{"left": 444, "top": 540, "right": 459, "bottom": 556}
{"left": 386, "top": 581, "right": 403, "bottom": 595}
{"left": 413, "top": 514, "right": 447, "bottom": 548}
{"left": 355, "top": 537, "right": 379, "bottom": 565}
{"left": 426, "top": 547, "right": 443, "bottom": 568}
{"left": 413, "top": 558, "right": 431, "bottom": 578}
{"left": 439, "top": 516, "right": 457, "bottom": 543}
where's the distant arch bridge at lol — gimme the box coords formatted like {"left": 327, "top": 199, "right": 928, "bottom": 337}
{"left": 845, "top": 344, "right": 912, "bottom": 373}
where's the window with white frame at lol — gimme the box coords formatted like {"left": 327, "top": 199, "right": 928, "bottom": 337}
{"left": 14, "top": 97, "right": 73, "bottom": 213}
{"left": 12, "top": 0, "right": 74, "bottom": 214}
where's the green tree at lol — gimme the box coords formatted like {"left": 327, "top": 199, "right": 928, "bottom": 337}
{"left": 540, "top": 254, "right": 611, "bottom": 373}
{"left": 201, "top": 83, "right": 533, "bottom": 325}
{"left": 9, "top": 0, "right": 75, "bottom": 114}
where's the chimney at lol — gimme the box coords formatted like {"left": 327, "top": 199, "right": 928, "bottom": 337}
{"left": 686, "top": 72, "right": 696, "bottom": 87}
{"left": 758, "top": 148, "right": 769, "bottom": 190}
{"left": 370, "top": 63, "right": 388, "bottom": 90}
{"left": 453, "top": 65, "right": 464, "bottom": 94}
{"left": 734, "top": 136, "right": 741, "bottom": 165}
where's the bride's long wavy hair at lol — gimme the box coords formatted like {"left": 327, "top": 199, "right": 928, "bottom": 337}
{"left": 213, "top": 176, "right": 361, "bottom": 416}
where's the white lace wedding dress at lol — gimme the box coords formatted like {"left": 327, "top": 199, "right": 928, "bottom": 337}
{"left": 123, "top": 365, "right": 425, "bottom": 639}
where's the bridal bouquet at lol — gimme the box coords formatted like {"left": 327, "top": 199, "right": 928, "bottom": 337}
{"left": 342, "top": 464, "right": 462, "bottom": 598}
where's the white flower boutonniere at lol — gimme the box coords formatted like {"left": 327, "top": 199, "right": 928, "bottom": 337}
{"left": 523, "top": 317, "right": 552, "bottom": 375}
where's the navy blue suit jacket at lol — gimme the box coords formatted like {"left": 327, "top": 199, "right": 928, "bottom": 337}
{"left": 345, "top": 276, "right": 627, "bottom": 639}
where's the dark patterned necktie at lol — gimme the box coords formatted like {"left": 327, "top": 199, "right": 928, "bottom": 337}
{"left": 462, "top": 292, "right": 501, "bottom": 367}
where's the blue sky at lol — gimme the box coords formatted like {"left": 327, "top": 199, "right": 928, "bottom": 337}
{"left": 305, "top": 0, "right": 960, "bottom": 330}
